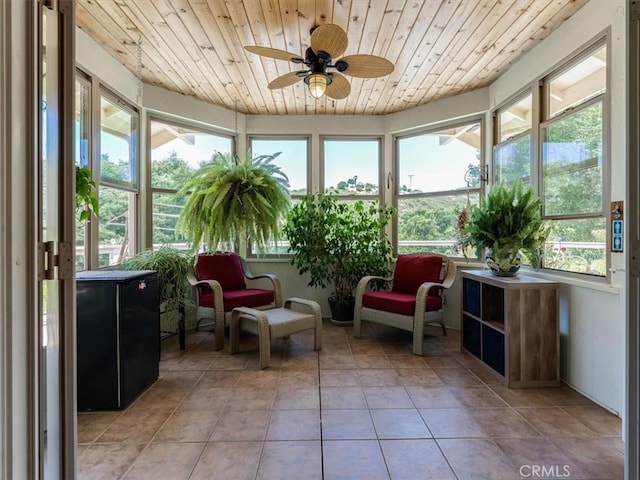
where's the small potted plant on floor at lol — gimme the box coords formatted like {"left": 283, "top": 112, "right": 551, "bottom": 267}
{"left": 462, "top": 180, "right": 549, "bottom": 276}
{"left": 284, "top": 192, "right": 395, "bottom": 323}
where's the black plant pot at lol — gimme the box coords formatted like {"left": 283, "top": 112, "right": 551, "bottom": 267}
{"left": 328, "top": 296, "right": 355, "bottom": 325}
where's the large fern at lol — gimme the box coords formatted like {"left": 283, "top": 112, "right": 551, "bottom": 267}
{"left": 177, "top": 151, "right": 291, "bottom": 251}
{"left": 463, "top": 180, "right": 548, "bottom": 264}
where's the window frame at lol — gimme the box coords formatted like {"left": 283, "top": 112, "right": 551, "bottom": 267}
{"left": 146, "top": 113, "right": 235, "bottom": 251}
{"left": 393, "top": 116, "right": 485, "bottom": 257}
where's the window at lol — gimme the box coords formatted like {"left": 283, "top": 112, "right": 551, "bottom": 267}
{"left": 150, "top": 118, "right": 233, "bottom": 248}
{"left": 396, "top": 121, "right": 483, "bottom": 255}
{"left": 493, "top": 94, "right": 532, "bottom": 185}
{"left": 98, "top": 91, "right": 139, "bottom": 266}
{"left": 322, "top": 137, "right": 381, "bottom": 199}
{"left": 248, "top": 136, "right": 309, "bottom": 255}
{"left": 541, "top": 43, "right": 606, "bottom": 275}
{"left": 74, "top": 73, "right": 91, "bottom": 270}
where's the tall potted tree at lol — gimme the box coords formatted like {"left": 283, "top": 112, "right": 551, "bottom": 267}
{"left": 177, "top": 151, "right": 291, "bottom": 251}
{"left": 284, "top": 192, "right": 395, "bottom": 323}
{"left": 462, "top": 180, "right": 549, "bottom": 276}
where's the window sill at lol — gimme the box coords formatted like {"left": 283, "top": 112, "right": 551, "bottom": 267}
{"left": 521, "top": 269, "right": 621, "bottom": 294}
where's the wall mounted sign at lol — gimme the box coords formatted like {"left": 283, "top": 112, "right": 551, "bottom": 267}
{"left": 611, "top": 201, "right": 623, "bottom": 252}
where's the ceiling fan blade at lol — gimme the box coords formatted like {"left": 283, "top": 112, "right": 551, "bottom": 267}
{"left": 268, "top": 72, "right": 305, "bottom": 90}
{"left": 310, "top": 24, "right": 348, "bottom": 59}
{"left": 340, "top": 54, "right": 395, "bottom": 78}
{"left": 326, "top": 73, "right": 351, "bottom": 100}
{"left": 244, "top": 45, "right": 303, "bottom": 63}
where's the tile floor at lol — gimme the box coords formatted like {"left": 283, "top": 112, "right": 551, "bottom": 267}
{"left": 77, "top": 322, "right": 625, "bottom": 480}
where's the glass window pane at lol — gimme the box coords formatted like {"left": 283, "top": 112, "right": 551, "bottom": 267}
{"left": 498, "top": 94, "right": 532, "bottom": 142}
{"left": 100, "top": 95, "right": 137, "bottom": 186}
{"left": 549, "top": 45, "right": 606, "bottom": 118}
{"left": 98, "top": 185, "right": 136, "bottom": 266}
{"left": 398, "top": 122, "right": 481, "bottom": 194}
{"left": 543, "top": 217, "right": 606, "bottom": 276}
{"left": 75, "top": 77, "right": 90, "bottom": 167}
{"left": 150, "top": 119, "right": 232, "bottom": 190}
{"left": 250, "top": 137, "right": 308, "bottom": 196}
{"left": 323, "top": 138, "right": 380, "bottom": 195}
{"left": 152, "top": 192, "right": 187, "bottom": 248}
{"left": 397, "top": 193, "right": 479, "bottom": 256}
{"left": 494, "top": 134, "right": 531, "bottom": 185}
{"left": 542, "top": 102, "right": 603, "bottom": 216}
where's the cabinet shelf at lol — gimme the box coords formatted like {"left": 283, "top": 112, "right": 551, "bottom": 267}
{"left": 461, "top": 270, "right": 560, "bottom": 388}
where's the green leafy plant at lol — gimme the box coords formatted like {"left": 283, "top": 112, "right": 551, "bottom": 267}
{"left": 76, "top": 165, "right": 98, "bottom": 221}
{"left": 118, "top": 245, "right": 193, "bottom": 312}
{"left": 463, "top": 180, "right": 549, "bottom": 267}
{"left": 177, "top": 152, "right": 291, "bottom": 251}
{"left": 284, "top": 192, "right": 395, "bottom": 310}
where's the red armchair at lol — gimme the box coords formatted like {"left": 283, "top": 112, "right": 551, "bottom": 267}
{"left": 353, "top": 253, "right": 456, "bottom": 355}
{"left": 188, "top": 252, "right": 282, "bottom": 350}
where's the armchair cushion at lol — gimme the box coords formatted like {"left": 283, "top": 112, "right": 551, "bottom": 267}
{"left": 195, "top": 253, "right": 246, "bottom": 292}
{"left": 362, "top": 291, "right": 443, "bottom": 316}
{"left": 392, "top": 254, "right": 443, "bottom": 295}
{"left": 222, "top": 289, "right": 275, "bottom": 311}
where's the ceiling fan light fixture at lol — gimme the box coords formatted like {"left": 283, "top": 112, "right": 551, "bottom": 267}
{"left": 306, "top": 73, "right": 328, "bottom": 98}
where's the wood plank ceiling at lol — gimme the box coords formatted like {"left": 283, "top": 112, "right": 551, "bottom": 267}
{"left": 76, "top": 0, "right": 589, "bottom": 116}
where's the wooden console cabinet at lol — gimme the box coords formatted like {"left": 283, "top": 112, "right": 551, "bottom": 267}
{"left": 461, "top": 270, "right": 560, "bottom": 387}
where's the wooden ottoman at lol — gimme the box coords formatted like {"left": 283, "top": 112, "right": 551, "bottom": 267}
{"left": 230, "top": 297, "right": 322, "bottom": 369}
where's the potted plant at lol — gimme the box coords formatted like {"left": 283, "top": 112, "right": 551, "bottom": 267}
{"left": 284, "top": 192, "right": 395, "bottom": 323}
{"left": 119, "top": 245, "right": 193, "bottom": 348}
{"left": 462, "top": 180, "right": 549, "bottom": 276}
{"left": 76, "top": 165, "right": 99, "bottom": 221}
{"left": 177, "top": 151, "right": 291, "bottom": 251}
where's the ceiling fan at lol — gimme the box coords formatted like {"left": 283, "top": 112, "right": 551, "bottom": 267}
{"left": 244, "top": 24, "right": 394, "bottom": 100}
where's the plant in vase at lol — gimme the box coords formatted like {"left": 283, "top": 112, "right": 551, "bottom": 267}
{"left": 462, "top": 180, "right": 549, "bottom": 276}
{"left": 177, "top": 151, "right": 291, "bottom": 251}
{"left": 283, "top": 192, "right": 395, "bottom": 323}
{"left": 75, "top": 165, "right": 99, "bottom": 221}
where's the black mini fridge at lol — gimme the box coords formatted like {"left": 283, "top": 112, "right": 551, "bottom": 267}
{"left": 76, "top": 270, "right": 160, "bottom": 410}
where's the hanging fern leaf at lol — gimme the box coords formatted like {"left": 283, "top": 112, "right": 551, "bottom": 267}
{"left": 177, "top": 151, "right": 291, "bottom": 251}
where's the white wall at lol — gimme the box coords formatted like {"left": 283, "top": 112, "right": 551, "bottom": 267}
{"left": 75, "top": 0, "right": 626, "bottom": 413}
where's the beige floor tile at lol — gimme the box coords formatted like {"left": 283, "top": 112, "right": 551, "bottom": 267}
{"left": 438, "top": 438, "right": 520, "bottom": 480}
{"left": 467, "top": 366, "right": 504, "bottom": 385}
{"left": 128, "top": 386, "right": 191, "bottom": 412}
{"left": 468, "top": 407, "right": 542, "bottom": 438}
{"left": 419, "top": 407, "right": 487, "bottom": 438}
{"left": 278, "top": 369, "right": 319, "bottom": 387}
{"left": 516, "top": 407, "right": 597, "bottom": 437}
{"left": 380, "top": 439, "right": 456, "bottom": 479}
{"left": 77, "top": 412, "right": 122, "bottom": 444}
{"left": 154, "top": 370, "right": 203, "bottom": 389}
{"left": 494, "top": 437, "right": 590, "bottom": 479}
{"left": 358, "top": 368, "right": 400, "bottom": 386}
{"left": 257, "top": 441, "right": 322, "bottom": 480}
{"left": 266, "top": 409, "right": 321, "bottom": 440}
{"left": 363, "top": 386, "right": 414, "bottom": 408}
{"left": 177, "top": 386, "right": 233, "bottom": 411}
{"left": 423, "top": 355, "right": 465, "bottom": 369}
{"left": 209, "top": 355, "right": 250, "bottom": 370}
{"left": 536, "top": 386, "right": 595, "bottom": 406}
{"left": 122, "top": 442, "right": 204, "bottom": 479}
{"left": 190, "top": 441, "right": 262, "bottom": 480}
{"left": 195, "top": 370, "right": 241, "bottom": 388}
{"left": 371, "top": 409, "right": 431, "bottom": 439}
{"left": 386, "top": 354, "right": 428, "bottom": 369}
{"left": 97, "top": 410, "right": 172, "bottom": 444}
{"left": 562, "top": 405, "right": 622, "bottom": 436}
{"left": 319, "top": 354, "right": 357, "bottom": 370}
{"left": 404, "top": 385, "right": 463, "bottom": 408}
{"left": 395, "top": 367, "right": 444, "bottom": 386}
{"left": 321, "top": 386, "right": 367, "bottom": 409}
{"left": 322, "top": 440, "right": 390, "bottom": 480}
{"left": 223, "top": 386, "right": 277, "bottom": 410}
{"left": 448, "top": 385, "right": 509, "bottom": 408}
{"left": 353, "top": 354, "right": 392, "bottom": 369}
{"left": 153, "top": 410, "right": 219, "bottom": 442}
{"left": 281, "top": 351, "right": 319, "bottom": 370}
{"left": 433, "top": 367, "right": 484, "bottom": 386}
{"left": 322, "top": 409, "right": 377, "bottom": 440}
{"left": 551, "top": 436, "right": 625, "bottom": 478}
{"left": 349, "top": 342, "right": 386, "bottom": 355}
{"left": 210, "top": 409, "right": 269, "bottom": 441}
{"left": 77, "top": 443, "right": 144, "bottom": 480}
{"left": 273, "top": 385, "right": 320, "bottom": 409}
{"left": 490, "top": 384, "right": 554, "bottom": 407}
{"left": 320, "top": 369, "right": 361, "bottom": 387}
{"left": 235, "top": 369, "right": 280, "bottom": 388}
